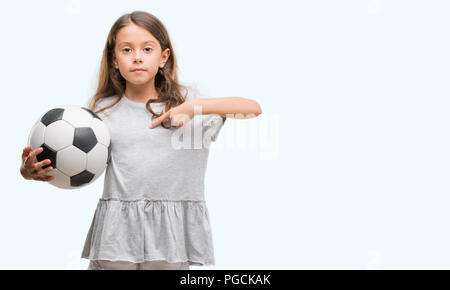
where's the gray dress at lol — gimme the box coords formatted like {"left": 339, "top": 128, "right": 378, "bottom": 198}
{"left": 81, "top": 87, "right": 226, "bottom": 266}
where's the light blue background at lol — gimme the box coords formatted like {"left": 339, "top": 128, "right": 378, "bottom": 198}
{"left": 1, "top": 0, "right": 449, "bottom": 269}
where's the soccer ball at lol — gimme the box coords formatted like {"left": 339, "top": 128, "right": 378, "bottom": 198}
{"left": 27, "top": 105, "right": 111, "bottom": 189}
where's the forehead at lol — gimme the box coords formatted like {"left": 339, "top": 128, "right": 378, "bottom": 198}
{"left": 116, "top": 23, "right": 159, "bottom": 46}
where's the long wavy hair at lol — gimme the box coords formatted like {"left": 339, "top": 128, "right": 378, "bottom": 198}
{"left": 87, "top": 11, "right": 187, "bottom": 129}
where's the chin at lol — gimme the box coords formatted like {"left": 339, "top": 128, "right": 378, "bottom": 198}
{"left": 126, "top": 78, "right": 152, "bottom": 86}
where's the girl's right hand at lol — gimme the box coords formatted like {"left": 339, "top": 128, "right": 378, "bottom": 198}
{"left": 20, "top": 146, "right": 55, "bottom": 182}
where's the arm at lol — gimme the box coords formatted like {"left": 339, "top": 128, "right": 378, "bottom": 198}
{"left": 150, "top": 97, "right": 263, "bottom": 128}
{"left": 190, "top": 97, "right": 262, "bottom": 119}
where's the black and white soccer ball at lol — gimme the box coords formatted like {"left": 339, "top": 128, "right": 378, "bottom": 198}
{"left": 27, "top": 105, "right": 111, "bottom": 189}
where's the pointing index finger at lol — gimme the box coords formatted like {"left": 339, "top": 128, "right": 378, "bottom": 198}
{"left": 150, "top": 112, "right": 170, "bottom": 129}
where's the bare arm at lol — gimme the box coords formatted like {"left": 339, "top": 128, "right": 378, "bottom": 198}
{"left": 190, "top": 97, "right": 262, "bottom": 119}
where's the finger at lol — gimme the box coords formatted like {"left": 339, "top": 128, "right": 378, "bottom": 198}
{"left": 33, "top": 159, "right": 52, "bottom": 170}
{"left": 179, "top": 115, "right": 191, "bottom": 127}
{"left": 174, "top": 115, "right": 191, "bottom": 128}
{"left": 150, "top": 116, "right": 163, "bottom": 128}
{"left": 22, "top": 146, "right": 31, "bottom": 160}
{"left": 173, "top": 119, "right": 184, "bottom": 128}
{"left": 27, "top": 147, "right": 43, "bottom": 166}
{"left": 35, "top": 166, "right": 53, "bottom": 177}
{"left": 150, "top": 112, "right": 170, "bottom": 129}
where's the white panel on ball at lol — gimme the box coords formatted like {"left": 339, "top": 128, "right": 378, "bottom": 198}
{"left": 62, "top": 107, "right": 93, "bottom": 127}
{"left": 91, "top": 118, "right": 110, "bottom": 147}
{"left": 47, "top": 168, "right": 71, "bottom": 189}
{"left": 57, "top": 146, "right": 87, "bottom": 176}
{"left": 28, "top": 122, "right": 46, "bottom": 150}
{"left": 44, "top": 120, "right": 75, "bottom": 151}
{"left": 86, "top": 143, "right": 108, "bottom": 175}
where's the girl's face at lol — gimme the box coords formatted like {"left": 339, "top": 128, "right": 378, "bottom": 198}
{"left": 112, "top": 23, "right": 170, "bottom": 86}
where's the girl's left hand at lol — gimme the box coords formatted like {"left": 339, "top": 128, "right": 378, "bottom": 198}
{"left": 150, "top": 99, "right": 197, "bottom": 129}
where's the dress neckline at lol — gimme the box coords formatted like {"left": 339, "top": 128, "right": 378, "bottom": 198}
{"left": 122, "top": 94, "right": 164, "bottom": 108}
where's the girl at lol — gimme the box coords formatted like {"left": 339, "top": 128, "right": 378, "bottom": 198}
{"left": 20, "top": 10, "right": 262, "bottom": 270}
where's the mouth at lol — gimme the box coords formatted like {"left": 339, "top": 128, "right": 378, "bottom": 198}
{"left": 131, "top": 69, "right": 147, "bottom": 72}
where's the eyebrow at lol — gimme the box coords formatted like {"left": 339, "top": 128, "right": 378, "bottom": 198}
{"left": 118, "top": 41, "right": 157, "bottom": 46}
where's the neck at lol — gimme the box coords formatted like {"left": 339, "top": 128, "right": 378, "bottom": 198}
{"left": 124, "top": 81, "right": 159, "bottom": 103}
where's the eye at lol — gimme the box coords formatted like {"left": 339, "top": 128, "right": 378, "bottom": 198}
{"left": 144, "top": 47, "right": 152, "bottom": 52}
{"left": 122, "top": 48, "right": 131, "bottom": 53}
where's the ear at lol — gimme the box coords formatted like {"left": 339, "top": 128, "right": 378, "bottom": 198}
{"left": 112, "top": 55, "right": 119, "bottom": 69}
{"left": 160, "top": 48, "right": 171, "bottom": 67}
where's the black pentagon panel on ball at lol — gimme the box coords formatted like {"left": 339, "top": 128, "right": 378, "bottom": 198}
{"left": 73, "top": 127, "right": 98, "bottom": 153}
{"left": 82, "top": 107, "right": 102, "bottom": 120}
{"left": 70, "top": 170, "right": 95, "bottom": 187}
{"left": 35, "top": 144, "right": 57, "bottom": 169}
{"left": 41, "top": 108, "right": 65, "bottom": 126}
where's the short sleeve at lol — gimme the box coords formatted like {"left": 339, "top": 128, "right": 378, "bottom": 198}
{"left": 183, "top": 86, "right": 227, "bottom": 143}
{"left": 202, "top": 114, "right": 226, "bottom": 143}
{"left": 91, "top": 96, "right": 119, "bottom": 119}
{"left": 183, "top": 86, "right": 200, "bottom": 102}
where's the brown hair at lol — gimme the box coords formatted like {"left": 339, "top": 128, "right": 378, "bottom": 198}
{"left": 87, "top": 11, "right": 187, "bottom": 129}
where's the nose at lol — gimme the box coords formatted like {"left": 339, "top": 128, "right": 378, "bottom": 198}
{"left": 133, "top": 50, "right": 143, "bottom": 63}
